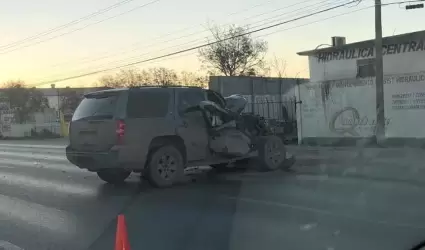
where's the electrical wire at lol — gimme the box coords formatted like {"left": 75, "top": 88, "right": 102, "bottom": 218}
{"left": 0, "top": 0, "right": 160, "bottom": 55}
{"left": 0, "top": 0, "right": 138, "bottom": 51}
{"left": 32, "top": 0, "right": 360, "bottom": 86}
{"left": 382, "top": 0, "right": 424, "bottom": 6}
{"left": 47, "top": 0, "right": 322, "bottom": 69}
{"left": 84, "top": 4, "right": 376, "bottom": 83}
{"left": 43, "top": 0, "right": 343, "bottom": 77}
{"left": 56, "top": 2, "right": 375, "bottom": 82}
{"left": 39, "top": 0, "right": 345, "bottom": 80}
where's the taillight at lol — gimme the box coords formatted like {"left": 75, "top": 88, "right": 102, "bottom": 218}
{"left": 116, "top": 120, "right": 125, "bottom": 144}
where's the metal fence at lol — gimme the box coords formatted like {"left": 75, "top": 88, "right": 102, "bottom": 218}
{"left": 242, "top": 98, "right": 298, "bottom": 142}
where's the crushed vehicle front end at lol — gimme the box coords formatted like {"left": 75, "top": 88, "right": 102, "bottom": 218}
{"left": 200, "top": 94, "right": 296, "bottom": 170}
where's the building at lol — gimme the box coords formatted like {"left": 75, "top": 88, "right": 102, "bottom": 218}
{"left": 40, "top": 87, "right": 107, "bottom": 110}
{"left": 296, "top": 30, "right": 425, "bottom": 145}
{"left": 0, "top": 86, "right": 106, "bottom": 138}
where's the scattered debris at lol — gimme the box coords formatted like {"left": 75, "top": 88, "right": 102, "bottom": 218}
{"left": 300, "top": 223, "right": 317, "bottom": 231}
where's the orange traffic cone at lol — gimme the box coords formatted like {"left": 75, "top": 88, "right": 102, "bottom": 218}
{"left": 115, "top": 214, "right": 131, "bottom": 250}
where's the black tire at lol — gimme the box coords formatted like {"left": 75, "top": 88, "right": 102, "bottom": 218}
{"left": 97, "top": 169, "right": 131, "bottom": 184}
{"left": 146, "top": 145, "right": 184, "bottom": 188}
{"left": 256, "top": 135, "right": 286, "bottom": 171}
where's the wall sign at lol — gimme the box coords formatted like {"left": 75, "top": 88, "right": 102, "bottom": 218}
{"left": 317, "top": 39, "right": 425, "bottom": 62}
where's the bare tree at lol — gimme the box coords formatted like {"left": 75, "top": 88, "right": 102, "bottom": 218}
{"left": 98, "top": 69, "right": 152, "bottom": 87}
{"left": 2, "top": 81, "right": 49, "bottom": 123}
{"left": 179, "top": 71, "right": 208, "bottom": 88}
{"left": 149, "top": 67, "right": 178, "bottom": 86}
{"left": 198, "top": 25, "right": 268, "bottom": 76}
{"left": 98, "top": 75, "right": 118, "bottom": 88}
{"left": 270, "top": 54, "right": 287, "bottom": 78}
{"left": 98, "top": 68, "right": 207, "bottom": 88}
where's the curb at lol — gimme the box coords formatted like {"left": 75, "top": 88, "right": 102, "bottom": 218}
{"left": 286, "top": 145, "right": 425, "bottom": 160}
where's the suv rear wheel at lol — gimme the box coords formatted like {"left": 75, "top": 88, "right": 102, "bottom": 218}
{"left": 97, "top": 169, "right": 131, "bottom": 184}
{"left": 146, "top": 145, "right": 184, "bottom": 188}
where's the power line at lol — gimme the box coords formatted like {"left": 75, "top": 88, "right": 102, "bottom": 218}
{"left": 91, "top": 4, "right": 376, "bottom": 82}
{"left": 33, "top": 0, "right": 360, "bottom": 86}
{"left": 256, "top": 5, "right": 373, "bottom": 39}
{"left": 40, "top": 0, "right": 343, "bottom": 80}
{"left": 47, "top": 0, "right": 321, "bottom": 69}
{"left": 0, "top": 0, "right": 160, "bottom": 55}
{"left": 54, "top": 1, "right": 371, "bottom": 82}
{"left": 44, "top": 0, "right": 340, "bottom": 75}
{"left": 0, "top": 0, "right": 138, "bottom": 51}
{"left": 382, "top": 0, "right": 424, "bottom": 6}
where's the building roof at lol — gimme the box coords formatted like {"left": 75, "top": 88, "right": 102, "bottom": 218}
{"left": 297, "top": 30, "right": 425, "bottom": 56}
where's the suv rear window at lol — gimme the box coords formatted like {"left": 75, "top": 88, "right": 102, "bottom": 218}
{"left": 72, "top": 94, "right": 118, "bottom": 121}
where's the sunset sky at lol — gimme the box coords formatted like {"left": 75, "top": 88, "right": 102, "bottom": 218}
{"left": 0, "top": 0, "right": 424, "bottom": 88}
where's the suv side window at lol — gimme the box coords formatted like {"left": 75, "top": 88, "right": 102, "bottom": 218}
{"left": 178, "top": 90, "right": 205, "bottom": 114}
{"left": 126, "top": 90, "right": 170, "bottom": 118}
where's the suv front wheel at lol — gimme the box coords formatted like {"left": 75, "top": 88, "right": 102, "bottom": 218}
{"left": 146, "top": 145, "right": 184, "bottom": 188}
{"left": 97, "top": 169, "right": 131, "bottom": 184}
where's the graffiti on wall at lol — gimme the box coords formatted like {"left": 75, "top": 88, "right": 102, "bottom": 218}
{"left": 329, "top": 107, "right": 391, "bottom": 136}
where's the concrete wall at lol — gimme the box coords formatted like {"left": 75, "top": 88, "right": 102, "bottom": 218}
{"left": 0, "top": 109, "right": 61, "bottom": 138}
{"left": 209, "top": 76, "right": 305, "bottom": 98}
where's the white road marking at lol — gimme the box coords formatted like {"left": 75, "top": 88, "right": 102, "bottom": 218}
{"left": 0, "top": 158, "right": 85, "bottom": 174}
{"left": 0, "top": 146, "right": 64, "bottom": 155}
{"left": 0, "top": 194, "right": 77, "bottom": 233}
{"left": 0, "top": 151, "right": 66, "bottom": 161}
{"left": 0, "top": 143, "right": 65, "bottom": 149}
{"left": 0, "top": 171, "right": 97, "bottom": 196}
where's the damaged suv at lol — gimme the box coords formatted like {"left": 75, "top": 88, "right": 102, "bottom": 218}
{"left": 66, "top": 86, "right": 295, "bottom": 188}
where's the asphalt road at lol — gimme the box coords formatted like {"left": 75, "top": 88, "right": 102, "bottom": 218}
{"left": 0, "top": 140, "right": 424, "bottom": 250}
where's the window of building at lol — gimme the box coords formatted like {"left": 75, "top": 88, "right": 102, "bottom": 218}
{"left": 126, "top": 90, "right": 170, "bottom": 118}
{"left": 356, "top": 58, "right": 376, "bottom": 78}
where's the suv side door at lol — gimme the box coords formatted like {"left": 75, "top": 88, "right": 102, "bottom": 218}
{"left": 175, "top": 88, "right": 209, "bottom": 162}
{"left": 123, "top": 88, "right": 175, "bottom": 165}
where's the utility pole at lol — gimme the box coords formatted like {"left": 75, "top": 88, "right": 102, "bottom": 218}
{"left": 375, "top": 0, "right": 385, "bottom": 144}
{"left": 375, "top": 1, "right": 423, "bottom": 144}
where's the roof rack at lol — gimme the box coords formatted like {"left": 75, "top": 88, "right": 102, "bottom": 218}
{"left": 129, "top": 85, "right": 202, "bottom": 89}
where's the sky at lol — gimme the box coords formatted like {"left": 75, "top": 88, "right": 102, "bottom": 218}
{"left": 0, "top": 0, "right": 424, "bottom": 88}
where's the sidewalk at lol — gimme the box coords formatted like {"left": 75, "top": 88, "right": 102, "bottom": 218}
{"left": 287, "top": 145, "right": 425, "bottom": 161}
{"left": 287, "top": 145, "right": 425, "bottom": 187}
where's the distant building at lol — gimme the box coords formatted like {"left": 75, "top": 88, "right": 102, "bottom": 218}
{"left": 296, "top": 30, "right": 425, "bottom": 145}
{"left": 38, "top": 87, "right": 108, "bottom": 110}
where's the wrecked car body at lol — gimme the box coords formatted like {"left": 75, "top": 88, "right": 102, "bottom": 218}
{"left": 67, "top": 86, "right": 294, "bottom": 188}
{"left": 192, "top": 93, "right": 294, "bottom": 171}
